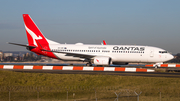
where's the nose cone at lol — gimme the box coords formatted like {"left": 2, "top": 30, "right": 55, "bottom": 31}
{"left": 168, "top": 54, "right": 174, "bottom": 61}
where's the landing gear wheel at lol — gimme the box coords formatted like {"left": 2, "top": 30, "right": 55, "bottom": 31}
{"left": 86, "top": 63, "right": 92, "bottom": 66}
{"left": 86, "top": 63, "right": 90, "bottom": 66}
{"left": 154, "top": 65, "right": 158, "bottom": 68}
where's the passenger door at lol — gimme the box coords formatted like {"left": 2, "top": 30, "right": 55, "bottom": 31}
{"left": 150, "top": 50, "right": 154, "bottom": 57}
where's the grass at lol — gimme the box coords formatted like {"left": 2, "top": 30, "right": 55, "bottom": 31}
{"left": 0, "top": 70, "right": 180, "bottom": 100}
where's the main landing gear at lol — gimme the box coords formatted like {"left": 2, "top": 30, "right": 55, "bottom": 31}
{"left": 86, "top": 62, "right": 92, "bottom": 66}
{"left": 84, "top": 59, "right": 93, "bottom": 66}
{"left": 154, "top": 65, "right": 159, "bottom": 68}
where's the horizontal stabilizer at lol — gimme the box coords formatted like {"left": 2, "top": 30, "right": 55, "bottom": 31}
{"left": 8, "top": 42, "right": 36, "bottom": 48}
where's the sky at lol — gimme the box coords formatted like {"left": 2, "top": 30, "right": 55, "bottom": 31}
{"left": 0, "top": 0, "right": 180, "bottom": 53}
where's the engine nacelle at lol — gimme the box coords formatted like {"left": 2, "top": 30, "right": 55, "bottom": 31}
{"left": 93, "top": 57, "right": 111, "bottom": 66}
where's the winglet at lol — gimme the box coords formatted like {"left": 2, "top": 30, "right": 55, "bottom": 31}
{"left": 103, "top": 40, "right": 107, "bottom": 45}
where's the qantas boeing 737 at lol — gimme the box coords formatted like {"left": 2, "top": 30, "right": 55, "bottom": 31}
{"left": 8, "top": 14, "right": 174, "bottom": 67}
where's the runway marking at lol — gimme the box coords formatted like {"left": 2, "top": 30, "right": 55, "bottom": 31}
{"left": 42, "top": 66, "right": 53, "bottom": 70}
{"left": 145, "top": 64, "right": 180, "bottom": 67}
{"left": 0, "top": 65, "right": 154, "bottom": 72}
{"left": 176, "top": 64, "right": 180, "bottom": 67}
{"left": 3, "top": 65, "right": 14, "bottom": 69}
{"left": 83, "top": 67, "right": 94, "bottom": 71}
{"left": 33, "top": 66, "right": 43, "bottom": 69}
{"left": 115, "top": 68, "right": 125, "bottom": 71}
{"left": 62, "top": 66, "right": 73, "bottom": 70}
{"left": 24, "top": 65, "right": 33, "bottom": 69}
{"left": 73, "top": 66, "right": 83, "bottom": 70}
{"left": 161, "top": 64, "right": 168, "bottom": 67}
{"left": 168, "top": 64, "right": 176, "bottom": 67}
{"left": 145, "top": 64, "right": 154, "bottom": 67}
{"left": 0, "top": 65, "right": 4, "bottom": 69}
{"left": 147, "top": 69, "right": 155, "bottom": 72}
{"left": 136, "top": 68, "right": 147, "bottom": 72}
{"left": 125, "top": 68, "right": 136, "bottom": 72}
{"left": 104, "top": 67, "right": 115, "bottom": 71}
{"left": 94, "top": 67, "right": 104, "bottom": 71}
{"left": 53, "top": 66, "right": 63, "bottom": 70}
{"left": 13, "top": 65, "right": 24, "bottom": 69}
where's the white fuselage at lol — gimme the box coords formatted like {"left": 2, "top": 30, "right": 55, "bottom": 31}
{"left": 48, "top": 43, "right": 174, "bottom": 63}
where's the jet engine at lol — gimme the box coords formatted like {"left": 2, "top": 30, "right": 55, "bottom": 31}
{"left": 93, "top": 57, "right": 111, "bottom": 66}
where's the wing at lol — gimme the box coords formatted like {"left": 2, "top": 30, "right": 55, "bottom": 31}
{"left": 52, "top": 51, "right": 96, "bottom": 58}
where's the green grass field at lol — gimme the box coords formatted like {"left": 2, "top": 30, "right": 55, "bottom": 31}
{"left": 0, "top": 70, "right": 180, "bottom": 101}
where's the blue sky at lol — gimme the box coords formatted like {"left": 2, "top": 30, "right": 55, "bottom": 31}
{"left": 0, "top": 0, "right": 180, "bottom": 53}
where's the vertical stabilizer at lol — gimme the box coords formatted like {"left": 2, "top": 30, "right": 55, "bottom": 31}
{"left": 22, "top": 14, "right": 58, "bottom": 59}
{"left": 23, "top": 14, "right": 48, "bottom": 47}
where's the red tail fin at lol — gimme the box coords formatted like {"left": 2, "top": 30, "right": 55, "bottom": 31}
{"left": 22, "top": 14, "right": 57, "bottom": 59}
{"left": 23, "top": 14, "right": 48, "bottom": 47}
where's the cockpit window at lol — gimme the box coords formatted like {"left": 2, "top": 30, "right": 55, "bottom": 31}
{"left": 159, "top": 51, "right": 168, "bottom": 53}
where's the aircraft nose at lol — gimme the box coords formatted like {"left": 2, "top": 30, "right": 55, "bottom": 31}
{"left": 169, "top": 54, "right": 174, "bottom": 60}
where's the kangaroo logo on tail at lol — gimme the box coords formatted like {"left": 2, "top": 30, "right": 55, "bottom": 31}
{"left": 25, "top": 25, "right": 42, "bottom": 46}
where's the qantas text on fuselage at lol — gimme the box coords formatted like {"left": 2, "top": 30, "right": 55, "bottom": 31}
{"left": 8, "top": 14, "right": 174, "bottom": 66}
{"left": 113, "top": 46, "right": 145, "bottom": 51}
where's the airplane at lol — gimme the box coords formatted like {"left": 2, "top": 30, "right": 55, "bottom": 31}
{"left": 8, "top": 14, "right": 174, "bottom": 67}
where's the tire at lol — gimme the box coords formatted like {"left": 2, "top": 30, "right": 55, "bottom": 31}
{"left": 155, "top": 65, "right": 158, "bottom": 68}
{"left": 86, "top": 63, "right": 90, "bottom": 66}
{"left": 86, "top": 63, "right": 92, "bottom": 66}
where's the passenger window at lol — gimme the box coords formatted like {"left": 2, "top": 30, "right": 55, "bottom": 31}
{"left": 159, "top": 51, "right": 168, "bottom": 54}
